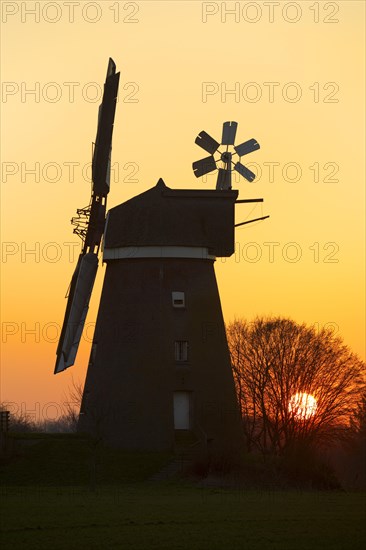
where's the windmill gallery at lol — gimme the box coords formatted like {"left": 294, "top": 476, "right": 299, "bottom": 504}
{"left": 55, "top": 59, "right": 268, "bottom": 454}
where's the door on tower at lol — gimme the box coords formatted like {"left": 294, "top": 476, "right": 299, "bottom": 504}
{"left": 173, "top": 391, "right": 191, "bottom": 430}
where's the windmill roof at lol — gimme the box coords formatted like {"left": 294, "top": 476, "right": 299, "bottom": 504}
{"left": 104, "top": 179, "right": 238, "bottom": 257}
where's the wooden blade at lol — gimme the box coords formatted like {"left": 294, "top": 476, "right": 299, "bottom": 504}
{"left": 222, "top": 121, "right": 238, "bottom": 145}
{"left": 234, "top": 138, "right": 260, "bottom": 157}
{"left": 195, "top": 131, "right": 220, "bottom": 154}
{"left": 234, "top": 162, "right": 256, "bottom": 182}
{"left": 192, "top": 156, "right": 217, "bottom": 177}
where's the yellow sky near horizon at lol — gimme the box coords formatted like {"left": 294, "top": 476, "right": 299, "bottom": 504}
{"left": 0, "top": 1, "right": 365, "bottom": 417}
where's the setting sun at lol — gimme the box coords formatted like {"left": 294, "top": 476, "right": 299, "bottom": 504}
{"left": 289, "top": 393, "right": 317, "bottom": 420}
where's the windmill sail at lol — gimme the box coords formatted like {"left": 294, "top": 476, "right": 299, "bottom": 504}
{"left": 92, "top": 58, "right": 120, "bottom": 197}
{"left": 54, "top": 59, "right": 120, "bottom": 374}
{"left": 55, "top": 254, "right": 98, "bottom": 373}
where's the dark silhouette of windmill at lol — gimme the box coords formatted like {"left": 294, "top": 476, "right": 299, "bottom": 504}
{"left": 55, "top": 60, "right": 268, "bottom": 454}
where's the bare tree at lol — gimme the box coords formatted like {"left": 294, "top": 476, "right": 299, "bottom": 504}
{"left": 61, "top": 377, "right": 84, "bottom": 432}
{"left": 0, "top": 403, "right": 37, "bottom": 432}
{"left": 350, "top": 390, "right": 366, "bottom": 437}
{"left": 227, "top": 317, "right": 366, "bottom": 456}
{"left": 0, "top": 379, "right": 84, "bottom": 434}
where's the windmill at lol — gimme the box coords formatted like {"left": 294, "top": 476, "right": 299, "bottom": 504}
{"left": 55, "top": 58, "right": 120, "bottom": 374}
{"left": 55, "top": 61, "right": 269, "bottom": 454}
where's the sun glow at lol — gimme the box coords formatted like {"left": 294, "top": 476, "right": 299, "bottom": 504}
{"left": 288, "top": 393, "right": 317, "bottom": 420}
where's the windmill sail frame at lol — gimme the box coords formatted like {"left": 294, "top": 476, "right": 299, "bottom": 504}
{"left": 193, "top": 121, "right": 261, "bottom": 190}
{"left": 54, "top": 59, "right": 120, "bottom": 374}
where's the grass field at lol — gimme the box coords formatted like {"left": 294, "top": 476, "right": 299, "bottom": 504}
{"left": 2, "top": 485, "right": 365, "bottom": 550}
{"left": 1, "top": 434, "right": 365, "bottom": 549}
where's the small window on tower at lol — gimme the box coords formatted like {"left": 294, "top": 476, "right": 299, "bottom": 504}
{"left": 175, "top": 341, "right": 188, "bottom": 362}
{"left": 172, "top": 291, "right": 185, "bottom": 308}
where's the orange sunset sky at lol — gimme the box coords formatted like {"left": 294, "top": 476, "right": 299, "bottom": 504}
{"left": 0, "top": 1, "right": 365, "bottom": 420}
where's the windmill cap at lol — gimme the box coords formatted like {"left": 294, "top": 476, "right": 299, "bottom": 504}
{"left": 103, "top": 183, "right": 238, "bottom": 257}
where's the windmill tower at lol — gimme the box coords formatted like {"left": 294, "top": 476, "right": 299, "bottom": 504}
{"left": 55, "top": 60, "right": 268, "bottom": 455}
